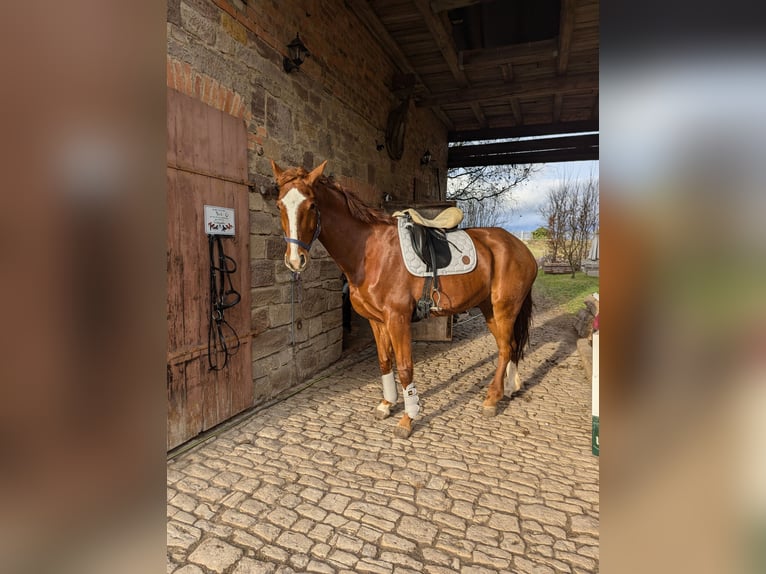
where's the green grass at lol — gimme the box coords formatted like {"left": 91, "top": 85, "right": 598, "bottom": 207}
{"left": 533, "top": 270, "right": 599, "bottom": 314}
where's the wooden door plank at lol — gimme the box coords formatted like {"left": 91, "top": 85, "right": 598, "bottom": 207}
{"left": 167, "top": 90, "right": 179, "bottom": 166}
{"left": 167, "top": 168, "right": 184, "bottom": 351}
{"left": 207, "top": 103, "right": 224, "bottom": 177}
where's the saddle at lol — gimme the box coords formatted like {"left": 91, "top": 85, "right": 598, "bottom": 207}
{"left": 393, "top": 207, "right": 464, "bottom": 322}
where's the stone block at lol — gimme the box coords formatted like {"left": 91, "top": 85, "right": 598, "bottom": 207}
{"left": 250, "top": 211, "right": 276, "bottom": 235}
{"left": 253, "top": 284, "right": 285, "bottom": 306}
{"left": 266, "top": 94, "right": 294, "bottom": 142}
{"left": 251, "top": 325, "right": 290, "bottom": 360}
{"left": 251, "top": 307, "right": 269, "bottom": 336}
{"left": 251, "top": 259, "right": 276, "bottom": 288}
{"left": 220, "top": 12, "right": 247, "bottom": 45}
{"left": 181, "top": 2, "right": 216, "bottom": 45}
{"left": 188, "top": 537, "right": 242, "bottom": 573}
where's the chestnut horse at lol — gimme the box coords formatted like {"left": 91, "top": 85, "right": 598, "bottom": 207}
{"left": 271, "top": 160, "right": 537, "bottom": 438}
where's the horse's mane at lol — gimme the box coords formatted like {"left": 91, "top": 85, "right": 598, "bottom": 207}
{"left": 277, "top": 166, "right": 393, "bottom": 225}
{"left": 318, "top": 176, "right": 394, "bottom": 225}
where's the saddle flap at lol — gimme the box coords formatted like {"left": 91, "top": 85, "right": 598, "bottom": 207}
{"left": 408, "top": 223, "right": 452, "bottom": 270}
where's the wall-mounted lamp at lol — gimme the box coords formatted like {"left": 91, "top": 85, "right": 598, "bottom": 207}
{"left": 420, "top": 150, "right": 432, "bottom": 166}
{"left": 283, "top": 33, "right": 310, "bottom": 73}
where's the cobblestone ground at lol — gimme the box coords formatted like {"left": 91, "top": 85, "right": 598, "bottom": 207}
{"left": 167, "top": 302, "right": 599, "bottom": 574}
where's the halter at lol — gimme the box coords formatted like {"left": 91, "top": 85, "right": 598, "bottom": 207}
{"left": 283, "top": 207, "right": 322, "bottom": 252}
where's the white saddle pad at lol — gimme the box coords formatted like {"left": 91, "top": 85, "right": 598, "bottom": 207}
{"left": 396, "top": 217, "right": 477, "bottom": 277}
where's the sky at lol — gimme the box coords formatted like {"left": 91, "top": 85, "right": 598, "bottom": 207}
{"left": 502, "top": 159, "right": 599, "bottom": 234}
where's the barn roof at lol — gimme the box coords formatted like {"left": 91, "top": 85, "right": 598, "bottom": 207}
{"left": 351, "top": 0, "right": 599, "bottom": 166}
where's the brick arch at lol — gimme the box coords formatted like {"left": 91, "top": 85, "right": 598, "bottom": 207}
{"left": 166, "top": 56, "right": 249, "bottom": 120}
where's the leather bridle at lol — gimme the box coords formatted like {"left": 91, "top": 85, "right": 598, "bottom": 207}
{"left": 283, "top": 207, "right": 321, "bottom": 252}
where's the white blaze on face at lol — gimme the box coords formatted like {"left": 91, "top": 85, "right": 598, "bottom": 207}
{"left": 282, "top": 186, "right": 307, "bottom": 266}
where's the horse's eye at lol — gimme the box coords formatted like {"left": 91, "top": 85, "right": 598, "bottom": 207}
{"left": 309, "top": 203, "right": 317, "bottom": 211}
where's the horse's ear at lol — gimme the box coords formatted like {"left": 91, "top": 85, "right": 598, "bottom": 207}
{"left": 270, "top": 160, "right": 283, "bottom": 180}
{"left": 307, "top": 160, "right": 327, "bottom": 186}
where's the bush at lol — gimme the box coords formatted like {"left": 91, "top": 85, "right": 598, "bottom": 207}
{"left": 531, "top": 227, "right": 549, "bottom": 240}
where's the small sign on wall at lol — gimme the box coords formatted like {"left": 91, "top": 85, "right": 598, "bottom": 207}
{"left": 204, "top": 205, "right": 235, "bottom": 236}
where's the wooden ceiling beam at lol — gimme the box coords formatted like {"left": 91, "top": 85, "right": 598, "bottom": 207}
{"left": 510, "top": 98, "right": 523, "bottom": 125}
{"left": 414, "top": 0, "right": 488, "bottom": 127}
{"left": 557, "top": 0, "right": 576, "bottom": 75}
{"left": 469, "top": 102, "right": 487, "bottom": 128}
{"left": 591, "top": 92, "right": 599, "bottom": 120}
{"left": 553, "top": 93, "right": 563, "bottom": 123}
{"left": 449, "top": 134, "right": 598, "bottom": 158}
{"left": 430, "top": 0, "right": 481, "bottom": 12}
{"left": 417, "top": 73, "right": 598, "bottom": 107}
{"left": 459, "top": 39, "right": 559, "bottom": 69}
{"left": 346, "top": 0, "right": 430, "bottom": 95}
{"left": 448, "top": 119, "right": 598, "bottom": 142}
{"left": 449, "top": 145, "right": 599, "bottom": 168}
{"left": 414, "top": 0, "right": 467, "bottom": 86}
{"left": 431, "top": 106, "right": 455, "bottom": 131}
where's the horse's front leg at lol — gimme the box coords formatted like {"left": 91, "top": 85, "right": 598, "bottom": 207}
{"left": 369, "top": 320, "right": 397, "bottom": 420}
{"left": 385, "top": 314, "right": 419, "bottom": 438}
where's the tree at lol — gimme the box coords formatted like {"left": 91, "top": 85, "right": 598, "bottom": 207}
{"left": 447, "top": 159, "right": 537, "bottom": 228}
{"left": 531, "top": 227, "right": 549, "bottom": 240}
{"left": 539, "top": 171, "right": 599, "bottom": 277}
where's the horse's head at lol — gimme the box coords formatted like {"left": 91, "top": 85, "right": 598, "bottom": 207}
{"left": 271, "top": 160, "right": 327, "bottom": 273}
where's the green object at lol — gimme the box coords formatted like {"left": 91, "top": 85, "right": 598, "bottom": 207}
{"left": 591, "top": 415, "right": 599, "bottom": 456}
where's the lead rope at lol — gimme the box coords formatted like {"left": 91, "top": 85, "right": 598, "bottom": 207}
{"left": 290, "top": 271, "right": 303, "bottom": 346}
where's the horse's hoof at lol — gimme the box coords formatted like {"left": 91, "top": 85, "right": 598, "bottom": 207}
{"left": 482, "top": 405, "right": 498, "bottom": 418}
{"left": 393, "top": 424, "right": 412, "bottom": 439}
{"left": 374, "top": 405, "right": 391, "bottom": 420}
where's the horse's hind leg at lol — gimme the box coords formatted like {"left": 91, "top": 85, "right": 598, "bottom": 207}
{"left": 479, "top": 301, "right": 515, "bottom": 417}
{"left": 370, "top": 321, "right": 397, "bottom": 420}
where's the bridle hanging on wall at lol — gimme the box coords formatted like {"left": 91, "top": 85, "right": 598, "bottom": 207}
{"left": 207, "top": 234, "right": 241, "bottom": 370}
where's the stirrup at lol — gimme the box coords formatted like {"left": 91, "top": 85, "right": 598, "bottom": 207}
{"left": 430, "top": 290, "right": 442, "bottom": 312}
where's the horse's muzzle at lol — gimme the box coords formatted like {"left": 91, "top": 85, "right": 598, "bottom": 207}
{"left": 285, "top": 252, "right": 308, "bottom": 273}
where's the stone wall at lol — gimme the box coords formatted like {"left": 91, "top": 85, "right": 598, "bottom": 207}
{"left": 167, "top": 0, "right": 447, "bottom": 405}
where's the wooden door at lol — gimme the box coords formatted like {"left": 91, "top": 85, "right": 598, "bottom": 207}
{"left": 166, "top": 89, "right": 253, "bottom": 450}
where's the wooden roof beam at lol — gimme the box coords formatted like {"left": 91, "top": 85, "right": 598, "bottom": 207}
{"left": 459, "top": 39, "right": 559, "bottom": 69}
{"left": 431, "top": 106, "right": 455, "bottom": 131}
{"left": 470, "top": 102, "right": 487, "bottom": 128}
{"left": 414, "top": 0, "right": 490, "bottom": 126}
{"left": 557, "top": 0, "right": 576, "bottom": 75}
{"left": 448, "top": 119, "right": 598, "bottom": 142}
{"left": 449, "top": 134, "right": 598, "bottom": 158}
{"left": 414, "top": 0, "right": 468, "bottom": 86}
{"left": 346, "top": 0, "right": 430, "bottom": 95}
{"left": 430, "top": 0, "right": 481, "bottom": 12}
{"left": 417, "top": 73, "right": 598, "bottom": 107}
{"left": 510, "top": 98, "right": 523, "bottom": 125}
{"left": 449, "top": 135, "right": 599, "bottom": 167}
{"left": 553, "top": 94, "right": 563, "bottom": 123}
{"left": 591, "top": 92, "right": 599, "bottom": 120}
{"left": 449, "top": 146, "right": 598, "bottom": 167}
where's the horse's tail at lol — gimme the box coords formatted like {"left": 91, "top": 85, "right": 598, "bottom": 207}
{"left": 510, "top": 288, "right": 533, "bottom": 365}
